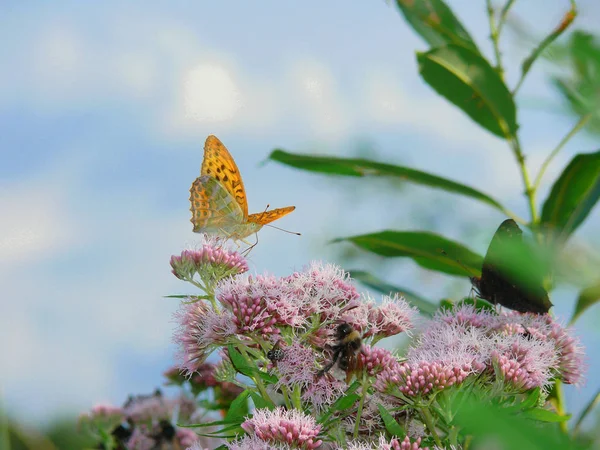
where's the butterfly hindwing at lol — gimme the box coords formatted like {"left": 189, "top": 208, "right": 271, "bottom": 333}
{"left": 474, "top": 219, "right": 552, "bottom": 314}
{"left": 189, "top": 175, "right": 244, "bottom": 233}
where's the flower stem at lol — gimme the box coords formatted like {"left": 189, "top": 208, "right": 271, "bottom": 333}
{"left": 509, "top": 135, "right": 538, "bottom": 224}
{"left": 238, "top": 345, "right": 275, "bottom": 408}
{"left": 353, "top": 373, "right": 369, "bottom": 439}
{"left": 486, "top": 0, "right": 503, "bottom": 77}
{"left": 533, "top": 113, "right": 592, "bottom": 191}
{"left": 419, "top": 406, "right": 443, "bottom": 448}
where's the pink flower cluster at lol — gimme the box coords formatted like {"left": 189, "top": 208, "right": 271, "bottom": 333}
{"left": 358, "top": 345, "right": 398, "bottom": 376}
{"left": 344, "top": 435, "right": 429, "bottom": 450}
{"left": 239, "top": 407, "right": 323, "bottom": 450}
{"left": 375, "top": 360, "right": 471, "bottom": 397}
{"left": 170, "top": 237, "right": 248, "bottom": 283}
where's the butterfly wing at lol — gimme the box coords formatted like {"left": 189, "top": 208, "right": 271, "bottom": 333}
{"left": 189, "top": 175, "right": 244, "bottom": 233}
{"left": 247, "top": 206, "right": 296, "bottom": 225}
{"left": 476, "top": 219, "right": 552, "bottom": 314}
{"left": 201, "top": 135, "right": 249, "bottom": 219}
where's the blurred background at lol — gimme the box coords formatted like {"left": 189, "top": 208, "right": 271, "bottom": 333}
{"left": 1, "top": 0, "right": 599, "bottom": 447}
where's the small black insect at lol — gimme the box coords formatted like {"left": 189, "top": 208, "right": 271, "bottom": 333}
{"left": 267, "top": 340, "right": 285, "bottom": 362}
{"left": 318, "top": 322, "right": 362, "bottom": 377}
{"left": 471, "top": 219, "right": 552, "bottom": 314}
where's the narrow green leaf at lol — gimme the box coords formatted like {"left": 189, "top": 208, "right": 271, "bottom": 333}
{"left": 395, "top": 0, "right": 480, "bottom": 54}
{"left": 377, "top": 404, "right": 405, "bottom": 437}
{"left": 349, "top": 270, "right": 438, "bottom": 316}
{"left": 571, "top": 282, "right": 600, "bottom": 324}
{"left": 268, "top": 150, "right": 506, "bottom": 212}
{"left": 417, "top": 45, "right": 517, "bottom": 138}
{"left": 334, "top": 231, "right": 483, "bottom": 277}
{"left": 541, "top": 150, "right": 600, "bottom": 240}
{"left": 521, "top": 408, "right": 571, "bottom": 423}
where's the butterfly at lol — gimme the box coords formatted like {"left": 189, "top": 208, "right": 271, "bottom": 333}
{"left": 470, "top": 219, "right": 553, "bottom": 314}
{"left": 189, "top": 135, "right": 295, "bottom": 242}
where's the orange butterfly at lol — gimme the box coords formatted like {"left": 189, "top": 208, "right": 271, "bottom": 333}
{"left": 189, "top": 135, "right": 295, "bottom": 241}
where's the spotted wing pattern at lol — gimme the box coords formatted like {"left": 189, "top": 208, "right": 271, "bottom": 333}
{"left": 247, "top": 206, "right": 296, "bottom": 225}
{"left": 189, "top": 175, "right": 243, "bottom": 233}
{"left": 201, "top": 135, "right": 248, "bottom": 219}
{"left": 472, "top": 219, "right": 552, "bottom": 314}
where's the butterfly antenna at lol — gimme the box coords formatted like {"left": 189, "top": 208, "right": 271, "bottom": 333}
{"left": 265, "top": 224, "right": 301, "bottom": 236}
{"left": 439, "top": 249, "right": 478, "bottom": 278}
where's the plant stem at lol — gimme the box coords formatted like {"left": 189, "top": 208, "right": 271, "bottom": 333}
{"left": 353, "top": 373, "right": 369, "bottom": 439}
{"left": 238, "top": 345, "right": 274, "bottom": 407}
{"left": 497, "top": 0, "right": 517, "bottom": 36}
{"left": 509, "top": 135, "right": 538, "bottom": 224}
{"left": 486, "top": 0, "right": 504, "bottom": 77}
{"left": 420, "top": 407, "right": 443, "bottom": 448}
{"left": 533, "top": 113, "right": 592, "bottom": 190}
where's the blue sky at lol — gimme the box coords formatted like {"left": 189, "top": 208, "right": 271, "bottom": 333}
{"left": 1, "top": 0, "right": 599, "bottom": 427}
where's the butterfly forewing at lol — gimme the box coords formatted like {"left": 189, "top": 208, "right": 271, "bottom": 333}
{"left": 247, "top": 206, "right": 296, "bottom": 225}
{"left": 201, "top": 135, "right": 249, "bottom": 219}
{"left": 189, "top": 175, "right": 244, "bottom": 233}
{"left": 474, "top": 219, "right": 552, "bottom": 314}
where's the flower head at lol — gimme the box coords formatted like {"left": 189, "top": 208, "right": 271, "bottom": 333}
{"left": 170, "top": 236, "right": 248, "bottom": 289}
{"left": 173, "top": 301, "right": 236, "bottom": 375}
{"left": 358, "top": 345, "right": 397, "bottom": 376}
{"left": 240, "top": 407, "right": 322, "bottom": 450}
{"left": 274, "top": 340, "right": 319, "bottom": 392}
{"left": 365, "top": 294, "right": 417, "bottom": 338}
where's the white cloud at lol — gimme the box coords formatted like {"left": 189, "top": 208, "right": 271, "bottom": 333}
{"left": 0, "top": 182, "right": 78, "bottom": 265}
{"left": 183, "top": 63, "right": 242, "bottom": 123}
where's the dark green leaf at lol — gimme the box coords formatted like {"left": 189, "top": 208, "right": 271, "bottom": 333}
{"left": 541, "top": 150, "right": 600, "bottom": 240}
{"left": 334, "top": 231, "right": 483, "bottom": 277}
{"left": 417, "top": 45, "right": 517, "bottom": 138}
{"left": 224, "top": 390, "right": 250, "bottom": 421}
{"left": 395, "top": 0, "right": 480, "bottom": 54}
{"left": 227, "top": 345, "right": 254, "bottom": 378}
{"left": 377, "top": 404, "right": 405, "bottom": 437}
{"left": 521, "top": 408, "right": 571, "bottom": 423}
{"left": 349, "top": 270, "right": 438, "bottom": 316}
{"left": 441, "top": 297, "right": 495, "bottom": 313}
{"left": 455, "top": 395, "right": 582, "bottom": 450}
{"left": 571, "top": 282, "right": 600, "bottom": 324}
{"left": 268, "top": 150, "right": 506, "bottom": 212}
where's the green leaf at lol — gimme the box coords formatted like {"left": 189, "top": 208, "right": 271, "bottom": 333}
{"left": 377, "top": 404, "right": 405, "bottom": 437}
{"left": 268, "top": 150, "right": 506, "bottom": 212}
{"left": 349, "top": 270, "right": 438, "bottom": 316}
{"left": 334, "top": 231, "right": 483, "bottom": 277}
{"left": 441, "top": 297, "right": 495, "bottom": 313}
{"left": 417, "top": 45, "right": 517, "bottom": 138}
{"left": 571, "top": 282, "right": 600, "bottom": 324}
{"left": 224, "top": 390, "right": 250, "bottom": 421}
{"left": 541, "top": 150, "right": 600, "bottom": 240}
{"left": 521, "top": 408, "right": 571, "bottom": 423}
{"left": 249, "top": 392, "right": 273, "bottom": 410}
{"left": 227, "top": 345, "right": 254, "bottom": 378}
{"left": 455, "top": 396, "right": 583, "bottom": 450}
{"left": 395, "top": 0, "right": 480, "bottom": 54}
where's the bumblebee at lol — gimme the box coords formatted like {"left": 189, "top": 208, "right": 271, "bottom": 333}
{"left": 317, "top": 322, "right": 362, "bottom": 376}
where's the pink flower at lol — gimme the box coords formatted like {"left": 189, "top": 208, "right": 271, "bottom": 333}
{"left": 170, "top": 236, "right": 248, "bottom": 286}
{"left": 495, "top": 312, "right": 586, "bottom": 385}
{"left": 216, "top": 275, "right": 284, "bottom": 336}
{"left": 240, "top": 407, "right": 323, "bottom": 450}
{"left": 301, "top": 375, "right": 347, "bottom": 412}
{"left": 123, "top": 391, "right": 196, "bottom": 423}
{"left": 365, "top": 294, "right": 417, "bottom": 338}
{"left": 173, "top": 301, "right": 236, "bottom": 375}
{"left": 342, "top": 436, "right": 429, "bottom": 450}
{"left": 375, "top": 360, "right": 471, "bottom": 397}
{"left": 358, "top": 345, "right": 397, "bottom": 376}
{"left": 284, "top": 262, "right": 360, "bottom": 320}
{"left": 274, "top": 340, "right": 319, "bottom": 392}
